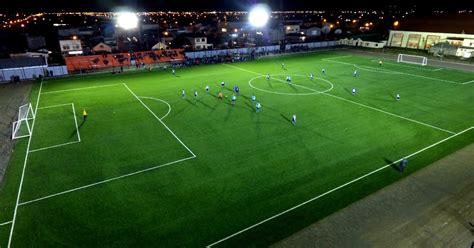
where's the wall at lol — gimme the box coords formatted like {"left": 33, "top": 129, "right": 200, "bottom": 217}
{"left": 0, "top": 66, "right": 68, "bottom": 83}
{"left": 185, "top": 41, "right": 337, "bottom": 59}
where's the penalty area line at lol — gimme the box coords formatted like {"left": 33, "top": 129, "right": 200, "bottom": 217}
{"left": 0, "top": 221, "right": 12, "bottom": 226}
{"left": 206, "top": 126, "right": 474, "bottom": 247}
{"left": 18, "top": 156, "right": 196, "bottom": 206}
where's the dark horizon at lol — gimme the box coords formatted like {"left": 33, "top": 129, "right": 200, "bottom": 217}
{"left": 1, "top": 0, "right": 473, "bottom": 14}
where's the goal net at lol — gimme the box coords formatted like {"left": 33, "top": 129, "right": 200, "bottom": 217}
{"left": 397, "top": 54, "right": 428, "bottom": 66}
{"left": 12, "top": 103, "right": 35, "bottom": 140}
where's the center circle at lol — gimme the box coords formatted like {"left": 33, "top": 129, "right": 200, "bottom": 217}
{"left": 248, "top": 73, "right": 334, "bottom": 96}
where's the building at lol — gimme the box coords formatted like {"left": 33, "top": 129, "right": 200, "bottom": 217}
{"left": 187, "top": 36, "right": 213, "bottom": 50}
{"left": 59, "top": 40, "right": 83, "bottom": 56}
{"left": 388, "top": 30, "right": 474, "bottom": 50}
{"left": 284, "top": 25, "right": 300, "bottom": 34}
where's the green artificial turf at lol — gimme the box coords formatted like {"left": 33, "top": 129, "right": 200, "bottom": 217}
{"left": 0, "top": 51, "right": 473, "bottom": 246}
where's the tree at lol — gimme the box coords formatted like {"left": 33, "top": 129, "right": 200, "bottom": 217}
{"left": 170, "top": 34, "right": 192, "bottom": 49}
{"left": 322, "top": 25, "right": 331, "bottom": 40}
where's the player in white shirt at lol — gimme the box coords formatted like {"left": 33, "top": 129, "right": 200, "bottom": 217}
{"left": 256, "top": 102, "right": 261, "bottom": 113}
{"left": 266, "top": 73, "right": 271, "bottom": 80}
{"left": 251, "top": 95, "right": 256, "bottom": 104}
{"left": 194, "top": 90, "right": 198, "bottom": 98}
{"left": 281, "top": 62, "right": 285, "bottom": 69}
{"left": 231, "top": 95, "right": 237, "bottom": 105}
{"left": 310, "top": 73, "right": 314, "bottom": 81}
{"left": 321, "top": 68, "right": 326, "bottom": 75}
{"left": 353, "top": 70, "right": 358, "bottom": 77}
{"left": 221, "top": 81, "right": 225, "bottom": 88}
{"left": 396, "top": 93, "right": 400, "bottom": 101}
{"left": 292, "top": 114, "right": 296, "bottom": 125}
{"left": 181, "top": 89, "right": 185, "bottom": 98}
{"left": 352, "top": 88, "right": 357, "bottom": 95}
{"left": 205, "top": 85, "right": 209, "bottom": 94}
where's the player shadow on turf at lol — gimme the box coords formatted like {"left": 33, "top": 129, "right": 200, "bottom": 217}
{"left": 184, "top": 98, "right": 196, "bottom": 106}
{"left": 384, "top": 157, "right": 402, "bottom": 172}
{"left": 195, "top": 99, "right": 216, "bottom": 110}
{"left": 244, "top": 101, "right": 254, "bottom": 111}
{"left": 280, "top": 114, "right": 292, "bottom": 124}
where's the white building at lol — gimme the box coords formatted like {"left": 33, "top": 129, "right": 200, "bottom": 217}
{"left": 187, "top": 36, "right": 213, "bottom": 50}
{"left": 388, "top": 30, "right": 474, "bottom": 50}
{"left": 284, "top": 25, "right": 300, "bottom": 34}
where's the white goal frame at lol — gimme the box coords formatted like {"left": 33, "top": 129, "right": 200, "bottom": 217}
{"left": 397, "top": 54, "right": 428, "bottom": 66}
{"left": 12, "top": 103, "right": 36, "bottom": 140}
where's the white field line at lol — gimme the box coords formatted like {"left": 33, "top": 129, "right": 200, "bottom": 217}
{"left": 207, "top": 126, "right": 474, "bottom": 247}
{"left": 41, "top": 83, "right": 123, "bottom": 95}
{"left": 71, "top": 103, "right": 81, "bottom": 142}
{"left": 462, "top": 80, "right": 474, "bottom": 85}
{"left": 320, "top": 93, "right": 455, "bottom": 134}
{"left": 19, "top": 156, "right": 196, "bottom": 206}
{"left": 28, "top": 141, "right": 80, "bottom": 153}
{"left": 223, "top": 64, "right": 456, "bottom": 135}
{"left": 0, "top": 221, "right": 12, "bottom": 226}
{"left": 123, "top": 83, "right": 196, "bottom": 157}
{"left": 324, "top": 59, "right": 462, "bottom": 85}
{"left": 8, "top": 80, "right": 43, "bottom": 248}
{"left": 138, "top": 96, "right": 172, "bottom": 120}
{"left": 37, "top": 103, "right": 73, "bottom": 110}
{"left": 324, "top": 55, "right": 352, "bottom": 60}
{"left": 370, "top": 59, "right": 441, "bottom": 72}
{"left": 28, "top": 103, "right": 82, "bottom": 153}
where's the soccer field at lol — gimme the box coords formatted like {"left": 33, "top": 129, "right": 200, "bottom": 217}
{"left": 1, "top": 51, "right": 473, "bottom": 246}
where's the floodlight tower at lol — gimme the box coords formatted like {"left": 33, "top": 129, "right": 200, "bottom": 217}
{"left": 116, "top": 12, "right": 139, "bottom": 58}
{"left": 248, "top": 4, "right": 271, "bottom": 49}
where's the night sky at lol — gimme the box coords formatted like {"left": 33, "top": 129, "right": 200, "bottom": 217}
{"left": 1, "top": 0, "right": 472, "bottom": 13}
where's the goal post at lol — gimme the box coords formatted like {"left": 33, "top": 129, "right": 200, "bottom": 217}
{"left": 12, "top": 103, "right": 35, "bottom": 140}
{"left": 397, "top": 54, "right": 428, "bottom": 66}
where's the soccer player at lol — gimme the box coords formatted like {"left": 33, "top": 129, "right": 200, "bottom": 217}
{"left": 231, "top": 95, "right": 236, "bottom": 105}
{"left": 379, "top": 60, "right": 383, "bottom": 66}
{"left": 353, "top": 70, "right": 358, "bottom": 77}
{"left": 234, "top": 85, "right": 240, "bottom": 95}
{"left": 181, "top": 89, "right": 186, "bottom": 98}
{"left": 194, "top": 90, "right": 198, "bottom": 98}
{"left": 310, "top": 72, "right": 314, "bottom": 81}
{"left": 251, "top": 95, "right": 256, "bottom": 104}
{"left": 286, "top": 75, "right": 292, "bottom": 84}
{"left": 217, "top": 91, "right": 223, "bottom": 100}
{"left": 172, "top": 69, "right": 176, "bottom": 76}
{"left": 256, "top": 102, "right": 261, "bottom": 113}
{"left": 83, "top": 109, "right": 88, "bottom": 121}
{"left": 352, "top": 88, "right": 357, "bottom": 95}
{"left": 396, "top": 93, "right": 400, "bottom": 101}
{"left": 281, "top": 62, "right": 285, "bottom": 69}
{"left": 292, "top": 114, "right": 296, "bottom": 125}
{"left": 205, "top": 85, "right": 210, "bottom": 94}
{"left": 321, "top": 68, "right": 326, "bottom": 75}
{"left": 221, "top": 81, "right": 225, "bottom": 88}
{"left": 399, "top": 158, "right": 408, "bottom": 172}
{"left": 266, "top": 73, "right": 271, "bottom": 81}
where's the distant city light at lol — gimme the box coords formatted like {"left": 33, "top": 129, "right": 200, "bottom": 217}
{"left": 248, "top": 4, "right": 270, "bottom": 28}
{"left": 117, "top": 12, "right": 138, "bottom": 30}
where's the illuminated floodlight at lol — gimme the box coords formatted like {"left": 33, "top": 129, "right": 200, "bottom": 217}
{"left": 248, "top": 4, "right": 270, "bottom": 28}
{"left": 117, "top": 12, "right": 138, "bottom": 30}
